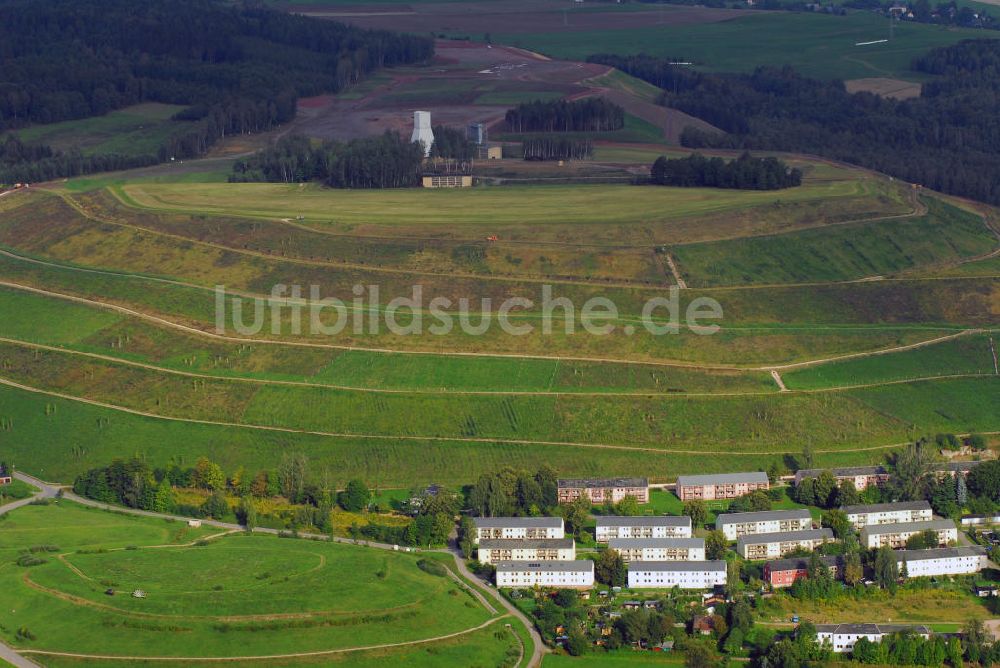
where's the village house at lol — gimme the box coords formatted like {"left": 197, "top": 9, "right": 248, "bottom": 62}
{"left": 715, "top": 509, "right": 813, "bottom": 541}
{"left": 675, "top": 471, "right": 769, "bottom": 501}
{"left": 476, "top": 538, "right": 576, "bottom": 565}
{"left": 471, "top": 517, "right": 564, "bottom": 544}
{"left": 0, "top": 465, "right": 11, "bottom": 486}
{"left": 763, "top": 555, "right": 842, "bottom": 588}
{"left": 841, "top": 501, "right": 933, "bottom": 529}
{"left": 859, "top": 519, "right": 958, "bottom": 550}
{"left": 495, "top": 560, "right": 594, "bottom": 589}
{"left": 608, "top": 537, "right": 706, "bottom": 563}
{"left": 815, "top": 624, "right": 931, "bottom": 653}
{"left": 961, "top": 513, "right": 1000, "bottom": 526}
{"left": 794, "top": 466, "right": 890, "bottom": 491}
{"left": 736, "top": 528, "right": 834, "bottom": 560}
{"left": 895, "top": 546, "right": 988, "bottom": 577}
{"left": 557, "top": 477, "right": 649, "bottom": 504}
{"left": 594, "top": 516, "right": 692, "bottom": 541}
{"left": 627, "top": 560, "right": 728, "bottom": 589}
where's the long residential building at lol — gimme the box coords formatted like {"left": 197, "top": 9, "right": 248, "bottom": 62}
{"left": 715, "top": 509, "right": 813, "bottom": 541}
{"left": 896, "top": 546, "right": 988, "bottom": 577}
{"left": 608, "top": 538, "right": 705, "bottom": 563}
{"left": 737, "top": 528, "right": 834, "bottom": 560}
{"left": 841, "top": 501, "right": 933, "bottom": 529}
{"left": 816, "top": 624, "right": 931, "bottom": 653}
{"left": 859, "top": 519, "right": 957, "bottom": 549}
{"left": 675, "top": 472, "right": 769, "bottom": 501}
{"left": 794, "top": 466, "right": 890, "bottom": 491}
{"left": 495, "top": 560, "right": 594, "bottom": 589}
{"left": 476, "top": 538, "right": 575, "bottom": 565}
{"left": 595, "top": 516, "right": 692, "bottom": 542}
{"left": 763, "top": 555, "right": 842, "bottom": 588}
{"left": 627, "top": 560, "right": 727, "bottom": 589}
{"left": 471, "top": 517, "right": 564, "bottom": 544}
{"left": 557, "top": 477, "right": 649, "bottom": 504}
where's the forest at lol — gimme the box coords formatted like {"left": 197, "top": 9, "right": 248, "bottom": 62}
{"left": 590, "top": 43, "right": 1000, "bottom": 205}
{"left": 523, "top": 137, "right": 594, "bottom": 161}
{"left": 0, "top": 0, "right": 432, "bottom": 183}
{"left": 650, "top": 152, "right": 802, "bottom": 190}
{"left": 504, "top": 98, "right": 625, "bottom": 133}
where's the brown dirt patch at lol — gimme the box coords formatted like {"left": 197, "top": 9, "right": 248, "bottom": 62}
{"left": 845, "top": 77, "right": 922, "bottom": 100}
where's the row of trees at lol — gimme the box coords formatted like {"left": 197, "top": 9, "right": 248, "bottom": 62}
{"left": 523, "top": 137, "right": 594, "bottom": 161}
{"left": 504, "top": 98, "right": 624, "bottom": 133}
{"left": 650, "top": 152, "right": 802, "bottom": 190}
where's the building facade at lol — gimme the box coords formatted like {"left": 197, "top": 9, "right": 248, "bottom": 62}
{"left": 841, "top": 501, "right": 933, "bottom": 529}
{"left": 595, "top": 516, "right": 692, "bottom": 542}
{"left": 495, "top": 560, "right": 594, "bottom": 589}
{"left": 557, "top": 478, "right": 649, "bottom": 504}
{"left": 815, "top": 624, "right": 931, "bottom": 653}
{"left": 737, "top": 528, "right": 834, "bottom": 560}
{"left": 716, "top": 509, "right": 813, "bottom": 541}
{"left": 476, "top": 538, "right": 575, "bottom": 565}
{"left": 763, "top": 555, "right": 842, "bottom": 588}
{"left": 627, "top": 561, "right": 727, "bottom": 589}
{"left": 859, "top": 519, "right": 957, "bottom": 549}
{"left": 896, "top": 546, "right": 988, "bottom": 577}
{"left": 471, "top": 517, "right": 564, "bottom": 544}
{"left": 675, "top": 472, "right": 769, "bottom": 501}
{"left": 794, "top": 466, "right": 890, "bottom": 491}
{"left": 608, "top": 538, "right": 705, "bottom": 563}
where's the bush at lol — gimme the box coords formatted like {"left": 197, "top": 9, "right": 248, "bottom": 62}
{"left": 416, "top": 559, "right": 448, "bottom": 577}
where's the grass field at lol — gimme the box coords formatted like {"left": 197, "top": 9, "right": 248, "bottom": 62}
{"left": 763, "top": 587, "right": 991, "bottom": 624}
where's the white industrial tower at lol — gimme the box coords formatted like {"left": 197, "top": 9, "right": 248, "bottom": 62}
{"left": 411, "top": 110, "right": 434, "bottom": 157}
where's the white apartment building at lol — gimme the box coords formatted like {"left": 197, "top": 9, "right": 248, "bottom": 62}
{"left": 476, "top": 538, "right": 576, "bottom": 565}
{"left": 737, "top": 528, "right": 834, "bottom": 560}
{"left": 595, "top": 516, "right": 692, "bottom": 542}
{"left": 495, "top": 560, "right": 594, "bottom": 589}
{"left": 716, "top": 509, "right": 813, "bottom": 541}
{"left": 896, "top": 546, "right": 988, "bottom": 577}
{"left": 471, "top": 517, "right": 564, "bottom": 544}
{"left": 608, "top": 537, "right": 705, "bottom": 563}
{"left": 627, "top": 560, "right": 727, "bottom": 589}
{"left": 859, "top": 519, "right": 957, "bottom": 550}
{"left": 815, "top": 624, "right": 931, "bottom": 653}
{"left": 841, "top": 501, "right": 933, "bottom": 530}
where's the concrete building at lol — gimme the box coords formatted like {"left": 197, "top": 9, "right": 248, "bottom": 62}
{"left": 715, "top": 509, "right": 813, "bottom": 541}
{"left": 794, "top": 466, "right": 890, "bottom": 491}
{"left": 557, "top": 477, "right": 649, "bottom": 504}
{"left": 763, "top": 555, "right": 842, "bottom": 588}
{"left": 471, "top": 517, "right": 564, "bottom": 544}
{"left": 675, "top": 472, "right": 769, "bottom": 501}
{"left": 477, "top": 538, "right": 575, "bottom": 565}
{"left": 737, "top": 528, "right": 834, "bottom": 560}
{"left": 859, "top": 519, "right": 957, "bottom": 549}
{"left": 627, "top": 560, "right": 727, "bottom": 589}
{"left": 841, "top": 501, "right": 933, "bottom": 529}
{"left": 595, "top": 516, "right": 692, "bottom": 542}
{"left": 961, "top": 514, "right": 1000, "bottom": 526}
{"left": 815, "top": 624, "right": 931, "bottom": 653}
{"left": 896, "top": 546, "right": 988, "bottom": 577}
{"left": 411, "top": 110, "right": 434, "bottom": 157}
{"left": 495, "top": 560, "right": 594, "bottom": 589}
{"left": 421, "top": 174, "right": 472, "bottom": 188}
{"left": 608, "top": 538, "right": 705, "bottom": 563}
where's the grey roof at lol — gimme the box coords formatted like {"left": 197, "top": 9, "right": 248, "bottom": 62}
{"left": 764, "top": 555, "right": 842, "bottom": 572}
{"left": 894, "top": 546, "right": 987, "bottom": 562}
{"left": 558, "top": 477, "right": 648, "bottom": 489}
{"left": 737, "top": 528, "right": 833, "bottom": 548}
{"left": 676, "top": 471, "right": 769, "bottom": 487}
{"left": 860, "top": 519, "right": 956, "bottom": 537}
{"left": 495, "top": 560, "right": 594, "bottom": 573}
{"left": 479, "top": 538, "right": 575, "bottom": 550}
{"left": 608, "top": 537, "right": 704, "bottom": 550}
{"left": 473, "top": 517, "right": 563, "bottom": 529}
{"left": 596, "top": 516, "right": 691, "bottom": 528}
{"left": 841, "top": 500, "right": 932, "bottom": 515}
{"left": 795, "top": 466, "right": 887, "bottom": 482}
{"left": 815, "top": 623, "right": 931, "bottom": 636}
{"left": 628, "top": 560, "right": 727, "bottom": 573}
{"left": 716, "top": 509, "right": 812, "bottom": 527}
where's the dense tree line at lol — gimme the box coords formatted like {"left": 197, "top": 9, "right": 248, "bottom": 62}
{"left": 592, "top": 47, "right": 1000, "bottom": 205}
{"left": 504, "top": 98, "right": 624, "bottom": 133}
{"left": 430, "top": 125, "right": 475, "bottom": 160}
{"left": 523, "top": 137, "right": 593, "bottom": 161}
{"left": 650, "top": 152, "right": 802, "bottom": 189}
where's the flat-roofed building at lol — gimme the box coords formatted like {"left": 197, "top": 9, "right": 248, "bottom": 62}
{"left": 627, "top": 560, "right": 727, "bottom": 589}
{"left": 716, "top": 509, "right": 813, "bottom": 541}
{"left": 896, "top": 546, "right": 988, "bottom": 577}
{"left": 763, "top": 555, "right": 842, "bottom": 588}
{"left": 841, "top": 501, "right": 933, "bottom": 529}
{"left": 595, "top": 516, "right": 692, "bottom": 542}
{"left": 495, "top": 560, "right": 594, "bottom": 589}
{"left": 859, "top": 519, "right": 957, "bottom": 549}
{"left": 815, "top": 624, "right": 931, "bottom": 653}
{"left": 675, "top": 472, "right": 769, "bottom": 501}
{"left": 557, "top": 478, "right": 649, "bottom": 504}
{"left": 608, "top": 537, "right": 705, "bottom": 563}
{"left": 471, "top": 517, "right": 564, "bottom": 544}
{"left": 737, "top": 528, "right": 834, "bottom": 560}
{"left": 794, "top": 466, "right": 890, "bottom": 491}
{"left": 477, "top": 538, "right": 576, "bottom": 565}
